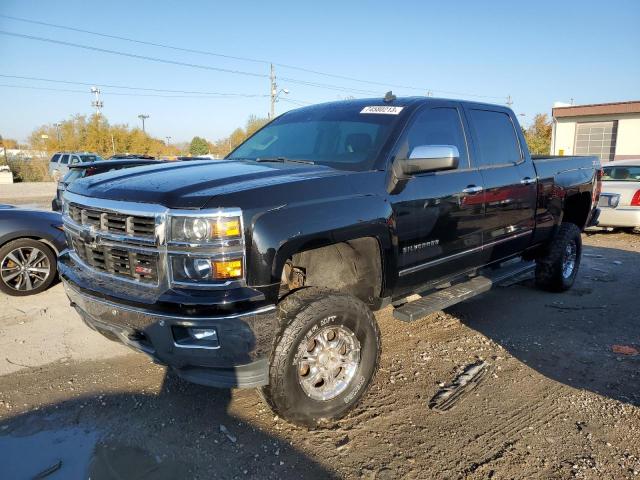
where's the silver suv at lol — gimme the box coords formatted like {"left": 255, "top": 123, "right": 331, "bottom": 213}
{"left": 48, "top": 152, "right": 104, "bottom": 181}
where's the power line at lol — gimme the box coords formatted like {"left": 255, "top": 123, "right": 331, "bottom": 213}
{"left": 0, "top": 83, "right": 264, "bottom": 99}
{"left": 0, "top": 15, "right": 505, "bottom": 100}
{"left": 0, "top": 74, "right": 268, "bottom": 97}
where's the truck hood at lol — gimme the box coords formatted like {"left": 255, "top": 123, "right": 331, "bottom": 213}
{"left": 67, "top": 159, "right": 346, "bottom": 209}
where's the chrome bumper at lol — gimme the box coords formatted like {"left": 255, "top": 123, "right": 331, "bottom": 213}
{"left": 63, "top": 281, "right": 278, "bottom": 388}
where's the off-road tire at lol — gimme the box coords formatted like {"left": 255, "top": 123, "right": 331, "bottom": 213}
{"left": 0, "top": 238, "right": 57, "bottom": 296}
{"left": 260, "top": 288, "right": 381, "bottom": 427}
{"left": 535, "top": 222, "right": 582, "bottom": 292}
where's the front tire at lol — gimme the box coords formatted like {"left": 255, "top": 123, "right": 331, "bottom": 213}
{"left": 260, "top": 288, "right": 380, "bottom": 427}
{"left": 535, "top": 222, "right": 582, "bottom": 292}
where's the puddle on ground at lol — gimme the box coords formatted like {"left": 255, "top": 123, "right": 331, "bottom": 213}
{"left": 0, "top": 428, "right": 186, "bottom": 479}
{"left": 0, "top": 426, "right": 98, "bottom": 479}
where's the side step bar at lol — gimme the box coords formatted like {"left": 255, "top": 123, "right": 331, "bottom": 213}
{"left": 393, "top": 261, "right": 535, "bottom": 323}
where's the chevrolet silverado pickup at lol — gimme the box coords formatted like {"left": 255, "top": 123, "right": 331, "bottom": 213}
{"left": 59, "top": 96, "right": 601, "bottom": 426}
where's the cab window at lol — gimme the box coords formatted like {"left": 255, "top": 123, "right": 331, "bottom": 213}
{"left": 397, "top": 107, "right": 469, "bottom": 168}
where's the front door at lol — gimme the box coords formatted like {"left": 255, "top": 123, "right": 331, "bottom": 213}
{"left": 465, "top": 107, "right": 536, "bottom": 263}
{"left": 390, "top": 103, "right": 486, "bottom": 296}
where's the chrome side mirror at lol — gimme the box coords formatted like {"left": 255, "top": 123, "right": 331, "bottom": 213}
{"left": 400, "top": 145, "right": 459, "bottom": 175}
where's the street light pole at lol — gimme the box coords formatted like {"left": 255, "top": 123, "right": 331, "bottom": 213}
{"left": 53, "top": 123, "right": 61, "bottom": 143}
{"left": 138, "top": 114, "right": 149, "bottom": 133}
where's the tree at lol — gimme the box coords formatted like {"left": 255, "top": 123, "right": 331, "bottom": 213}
{"left": 189, "top": 136, "right": 209, "bottom": 156}
{"left": 524, "top": 113, "right": 552, "bottom": 155}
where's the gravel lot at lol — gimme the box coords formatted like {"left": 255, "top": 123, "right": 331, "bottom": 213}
{"left": 0, "top": 231, "right": 639, "bottom": 479}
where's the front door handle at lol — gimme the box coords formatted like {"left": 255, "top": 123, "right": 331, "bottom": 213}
{"left": 462, "top": 185, "right": 483, "bottom": 194}
{"left": 520, "top": 177, "right": 536, "bottom": 185}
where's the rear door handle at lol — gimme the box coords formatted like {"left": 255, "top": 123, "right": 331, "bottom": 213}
{"left": 520, "top": 177, "right": 536, "bottom": 185}
{"left": 462, "top": 185, "right": 483, "bottom": 194}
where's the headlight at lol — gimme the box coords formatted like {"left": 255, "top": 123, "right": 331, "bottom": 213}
{"left": 171, "top": 256, "right": 243, "bottom": 282}
{"left": 170, "top": 216, "right": 241, "bottom": 243}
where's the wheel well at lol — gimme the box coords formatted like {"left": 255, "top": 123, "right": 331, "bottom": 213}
{"left": 281, "top": 237, "right": 382, "bottom": 306}
{"left": 562, "top": 192, "right": 592, "bottom": 229}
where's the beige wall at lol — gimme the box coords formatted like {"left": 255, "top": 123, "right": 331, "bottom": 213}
{"left": 552, "top": 113, "right": 640, "bottom": 159}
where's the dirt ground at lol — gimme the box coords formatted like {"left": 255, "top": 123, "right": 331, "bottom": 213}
{"left": 1, "top": 231, "right": 639, "bottom": 479}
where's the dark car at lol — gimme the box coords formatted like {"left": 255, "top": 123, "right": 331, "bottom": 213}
{"left": 52, "top": 158, "right": 162, "bottom": 211}
{"left": 0, "top": 205, "right": 66, "bottom": 296}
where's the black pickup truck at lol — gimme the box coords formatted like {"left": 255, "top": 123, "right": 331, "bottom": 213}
{"left": 59, "top": 97, "right": 601, "bottom": 426}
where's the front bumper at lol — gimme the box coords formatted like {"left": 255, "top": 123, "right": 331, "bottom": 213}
{"left": 597, "top": 206, "right": 640, "bottom": 228}
{"left": 62, "top": 278, "right": 278, "bottom": 388}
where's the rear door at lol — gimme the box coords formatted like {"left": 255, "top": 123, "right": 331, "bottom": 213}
{"left": 465, "top": 107, "right": 536, "bottom": 262}
{"left": 391, "top": 102, "right": 485, "bottom": 295}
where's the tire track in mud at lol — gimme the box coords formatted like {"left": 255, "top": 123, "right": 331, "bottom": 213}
{"left": 452, "top": 385, "right": 565, "bottom": 472}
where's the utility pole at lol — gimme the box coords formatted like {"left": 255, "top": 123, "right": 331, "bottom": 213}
{"left": 111, "top": 133, "right": 116, "bottom": 155}
{"left": 138, "top": 114, "right": 149, "bottom": 133}
{"left": 269, "top": 63, "right": 277, "bottom": 120}
{"left": 506, "top": 95, "right": 513, "bottom": 108}
{"left": 90, "top": 87, "right": 103, "bottom": 115}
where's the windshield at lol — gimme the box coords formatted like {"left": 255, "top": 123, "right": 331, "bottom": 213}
{"left": 602, "top": 165, "right": 640, "bottom": 181}
{"left": 62, "top": 169, "right": 84, "bottom": 183}
{"left": 228, "top": 104, "right": 404, "bottom": 171}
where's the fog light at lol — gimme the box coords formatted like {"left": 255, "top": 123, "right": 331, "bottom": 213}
{"left": 172, "top": 326, "right": 219, "bottom": 349}
{"left": 212, "top": 259, "right": 243, "bottom": 279}
{"left": 189, "top": 328, "right": 218, "bottom": 341}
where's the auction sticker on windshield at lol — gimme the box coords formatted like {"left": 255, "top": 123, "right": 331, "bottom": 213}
{"left": 360, "top": 106, "right": 404, "bottom": 115}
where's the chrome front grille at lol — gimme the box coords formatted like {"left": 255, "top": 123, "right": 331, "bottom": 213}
{"left": 68, "top": 203, "right": 156, "bottom": 239}
{"left": 71, "top": 236, "right": 159, "bottom": 283}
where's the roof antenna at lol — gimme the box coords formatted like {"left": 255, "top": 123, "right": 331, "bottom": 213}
{"left": 384, "top": 91, "right": 396, "bottom": 103}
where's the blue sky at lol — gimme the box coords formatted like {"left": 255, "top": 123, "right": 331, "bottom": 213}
{"left": 1, "top": 0, "right": 639, "bottom": 143}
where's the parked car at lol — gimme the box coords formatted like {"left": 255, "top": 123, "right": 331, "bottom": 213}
{"left": 58, "top": 96, "right": 600, "bottom": 426}
{"left": 0, "top": 205, "right": 66, "bottom": 296}
{"left": 49, "top": 152, "right": 104, "bottom": 181}
{"left": 52, "top": 158, "right": 162, "bottom": 211}
{"left": 108, "top": 154, "right": 156, "bottom": 160}
{"left": 596, "top": 159, "right": 640, "bottom": 231}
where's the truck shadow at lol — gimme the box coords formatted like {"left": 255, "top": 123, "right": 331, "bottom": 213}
{"left": 0, "top": 366, "right": 335, "bottom": 479}
{"left": 448, "top": 242, "right": 640, "bottom": 407}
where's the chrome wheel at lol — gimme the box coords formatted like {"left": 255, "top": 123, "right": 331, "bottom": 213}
{"left": 297, "top": 325, "right": 361, "bottom": 401}
{"left": 1, "top": 246, "right": 51, "bottom": 292}
{"left": 562, "top": 241, "right": 577, "bottom": 279}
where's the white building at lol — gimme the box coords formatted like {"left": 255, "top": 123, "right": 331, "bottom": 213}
{"left": 551, "top": 101, "right": 640, "bottom": 163}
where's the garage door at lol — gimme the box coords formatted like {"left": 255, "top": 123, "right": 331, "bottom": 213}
{"left": 574, "top": 121, "right": 618, "bottom": 162}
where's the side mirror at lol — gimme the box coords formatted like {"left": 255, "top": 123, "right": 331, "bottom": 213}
{"left": 400, "top": 145, "right": 459, "bottom": 175}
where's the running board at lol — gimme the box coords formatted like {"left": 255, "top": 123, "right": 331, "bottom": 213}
{"left": 393, "top": 261, "right": 535, "bottom": 323}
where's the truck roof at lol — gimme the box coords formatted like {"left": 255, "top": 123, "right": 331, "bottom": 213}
{"left": 295, "top": 95, "right": 511, "bottom": 113}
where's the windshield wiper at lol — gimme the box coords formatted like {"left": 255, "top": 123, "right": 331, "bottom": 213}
{"left": 255, "top": 156, "right": 315, "bottom": 165}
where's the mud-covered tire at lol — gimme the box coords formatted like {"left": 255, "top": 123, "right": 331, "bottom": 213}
{"left": 535, "top": 222, "right": 582, "bottom": 292}
{"left": 260, "top": 288, "right": 380, "bottom": 427}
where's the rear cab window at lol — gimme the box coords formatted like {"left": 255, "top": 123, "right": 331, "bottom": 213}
{"left": 467, "top": 109, "right": 522, "bottom": 167}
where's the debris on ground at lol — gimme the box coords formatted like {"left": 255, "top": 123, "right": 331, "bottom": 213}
{"left": 612, "top": 345, "right": 639, "bottom": 356}
{"left": 219, "top": 424, "right": 237, "bottom": 443}
{"left": 429, "top": 360, "right": 489, "bottom": 412}
{"left": 32, "top": 460, "right": 62, "bottom": 479}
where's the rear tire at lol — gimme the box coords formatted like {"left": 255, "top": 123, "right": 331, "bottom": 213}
{"left": 535, "top": 222, "right": 582, "bottom": 292}
{"left": 260, "top": 288, "right": 380, "bottom": 427}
